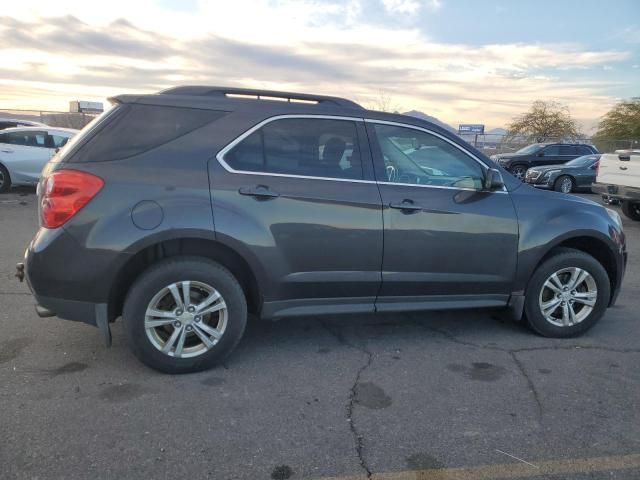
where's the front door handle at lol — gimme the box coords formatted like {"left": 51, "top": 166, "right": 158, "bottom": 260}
{"left": 1, "top": 149, "right": 13, "bottom": 153}
{"left": 619, "top": 166, "right": 628, "bottom": 170}
{"left": 239, "top": 185, "right": 280, "bottom": 199}
{"left": 389, "top": 200, "right": 422, "bottom": 212}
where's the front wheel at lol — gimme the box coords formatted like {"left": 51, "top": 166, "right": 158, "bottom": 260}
{"left": 510, "top": 165, "right": 527, "bottom": 181}
{"left": 524, "top": 248, "right": 610, "bottom": 338}
{"left": 621, "top": 201, "right": 640, "bottom": 221}
{"left": 123, "top": 257, "right": 247, "bottom": 374}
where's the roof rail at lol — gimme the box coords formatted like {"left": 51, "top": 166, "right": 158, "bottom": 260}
{"left": 159, "top": 86, "right": 363, "bottom": 109}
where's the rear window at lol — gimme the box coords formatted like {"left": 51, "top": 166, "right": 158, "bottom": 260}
{"left": 68, "top": 104, "right": 226, "bottom": 163}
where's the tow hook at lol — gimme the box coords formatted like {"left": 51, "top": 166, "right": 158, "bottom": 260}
{"left": 15, "top": 263, "right": 25, "bottom": 282}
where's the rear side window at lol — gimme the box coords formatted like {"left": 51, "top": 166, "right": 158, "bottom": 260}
{"left": 578, "top": 145, "right": 593, "bottom": 155}
{"left": 224, "top": 118, "right": 363, "bottom": 180}
{"left": 543, "top": 145, "right": 560, "bottom": 155}
{"left": 70, "top": 104, "right": 226, "bottom": 162}
{"left": 559, "top": 146, "right": 574, "bottom": 155}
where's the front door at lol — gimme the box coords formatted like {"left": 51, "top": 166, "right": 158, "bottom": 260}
{"left": 210, "top": 116, "right": 383, "bottom": 317}
{"left": 366, "top": 121, "right": 519, "bottom": 311}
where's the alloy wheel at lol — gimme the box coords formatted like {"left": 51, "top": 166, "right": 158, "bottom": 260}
{"left": 511, "top": 166, "right": 526, "bottom": 180}
{"left": 538, "top": 267, "right": 597, "bottom": 327}
{"left": 144, "top": 281, "right": 228, "bottom": 358}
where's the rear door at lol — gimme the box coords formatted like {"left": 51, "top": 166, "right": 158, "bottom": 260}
{"left": 210, "top": 115, "right": 383, "bottom": 316}
{"left": 538, "top": 145, "right": 562, "bottom": 166}
{"left": 366, "top": 121, "right": 519, "bottom": 311}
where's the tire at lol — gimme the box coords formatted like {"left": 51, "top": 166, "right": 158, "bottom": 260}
{"left": 554, "top": 175, "right": 574, "bottom": 193}
{"left": 524, "top": 248, "right": 610, "bottom": 338}
{"left": 621, "top": 201, "right": 640, "bottom": 221}
{"left": 0, "top": 164, "right": 11, "bottom": 193}
{"left": 123, "top": 256, "right": 247, "bottom": 374}
{"left": 510, "top": 164, "right": 527, "bottom": 181}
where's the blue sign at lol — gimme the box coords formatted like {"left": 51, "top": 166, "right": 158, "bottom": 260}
{"left": 458, "top": 124, "right": 485, "bottom": 134}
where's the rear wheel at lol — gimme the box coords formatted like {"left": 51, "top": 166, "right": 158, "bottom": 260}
{"left": 621, "top": 201, "right": 640, "bottom": 221}
{"left": 524, "top": 248, "right": 610, "bottom": 337}
{"left": 510, "top": 164, "right": 527, "bottom": 181}
{"left": 0, "top": 164, "right": 11, "bottom": 193}
{"left": 554, "top": 175, "right": 574, "bottom": 193}
{"left": 123, "top": 257, "right": 247, "bottom": 374}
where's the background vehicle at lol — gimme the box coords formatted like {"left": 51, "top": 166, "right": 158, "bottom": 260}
{"left": 593, "top": 151, "right": 640, "bottom": 221}
{"left": 0, "top": 117, "right": 46, "bottom": 130}
{"left": 20, "top": 87, "right": 626, "bottom": 373}
{"left": 0, "top": 126, "right": 77, "bottom": 193}
{"left": 524, "top": 154, "right": 600, "bottom": 193}
{"left": 492, "top": 143, "right": 598, "bottom": 180}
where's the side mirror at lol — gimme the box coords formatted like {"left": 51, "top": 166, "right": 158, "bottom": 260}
{"left": 484, "top": 168, "right": 505, "bottom": 191}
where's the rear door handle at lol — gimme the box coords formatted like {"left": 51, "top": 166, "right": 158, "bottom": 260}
{"left": 239, "top": 185, "right": 280, "bottom": 199}
{"left": 619, "top": 166, "right": 628, "bottom": 170}
{"left": 389, "top": 200, "right": 422, "bottom": 212}
{"left": 1, "top": 149, "right": 13, "bottom": 153}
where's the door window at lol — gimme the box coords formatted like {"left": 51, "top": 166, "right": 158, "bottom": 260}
{"left": 2, "top": 131, "right": 47, "bottom": 147}
{"left": 224, "top": 118, "right": 363, "bottom": 180}
{"left": 49, "top": 134, "right": 71, "bottom": 148}
{"left": 371, "top": 124, "right": 484, "bottom": 190}
{"left": 542, "top": 145, "right": 560, "bottom": 156}
{"left": 577, "top": 145, "right": 593, "bottom": 155}
{"left": 559, "top": 146, "right": 575, "bottom": 155}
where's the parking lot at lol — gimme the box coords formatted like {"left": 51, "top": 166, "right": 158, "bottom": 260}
{"left": 1, "top": 188, "right": 639, "bottom": 479}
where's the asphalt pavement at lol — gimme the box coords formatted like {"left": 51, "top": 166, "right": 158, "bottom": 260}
{"left": 1, "top": 187, "right": 638, "bottom": 480}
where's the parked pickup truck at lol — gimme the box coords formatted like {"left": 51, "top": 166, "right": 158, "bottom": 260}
{"left": 593, "top": 150, "right": 640, "bottom": 221}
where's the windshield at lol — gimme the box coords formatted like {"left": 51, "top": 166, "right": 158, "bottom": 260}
{"left": 565, "top": 154, "right": 600, "bottom": 167}
{"left": 516, "top": 143, "right": 545, "bottom": 154}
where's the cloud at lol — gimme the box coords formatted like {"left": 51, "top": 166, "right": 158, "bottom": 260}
{"left": 0, "top": 11, "right": 632, "bottom": 129}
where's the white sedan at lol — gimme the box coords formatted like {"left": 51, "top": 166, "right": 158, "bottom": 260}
{"left": 0, "top": 126, "right": 78, "bottom": 193}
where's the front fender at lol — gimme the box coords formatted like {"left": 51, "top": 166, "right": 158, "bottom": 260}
{"left": 511, "top": 186, "right": 622, "bottom": 294}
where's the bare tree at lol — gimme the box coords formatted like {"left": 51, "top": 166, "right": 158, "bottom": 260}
{"left": 506, "top": 100, "right": 580, "bottom": 143}
{"left": 369, "top": 90, "right": 401, "bottom": 113}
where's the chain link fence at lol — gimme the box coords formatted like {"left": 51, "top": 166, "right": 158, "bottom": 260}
{"left": 459, "top": 133, "right": 639, "bottom": 154}
{"left": 0, "top": 108, "right": 98, "bottom": 130}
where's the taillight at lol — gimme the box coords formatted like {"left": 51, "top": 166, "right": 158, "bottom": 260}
{"left": 595, "top": 161, "right": 600, "bottom": 176}
{"left": 40, "top": 170, "right": 104, "bottom": 229}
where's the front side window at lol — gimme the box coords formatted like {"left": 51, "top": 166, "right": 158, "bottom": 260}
{"left": 49, "top": 134, "right": 70, "bottom": 148}
{"left": 224, "top": 118, "right": 363, "bottom": 180}
{"left": 372, "top": 124, "right": 484, "bottom": 190}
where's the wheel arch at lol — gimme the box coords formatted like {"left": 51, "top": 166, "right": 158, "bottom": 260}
{"left": 108, "top": 236, "right": 262, "bottom": 321}
{"left": 528, "top": 233, "right": 618, "bottom": 305}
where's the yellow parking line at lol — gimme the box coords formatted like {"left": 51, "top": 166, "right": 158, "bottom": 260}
{"left": 319, "top": 453, "right": 640, "bottom": 480}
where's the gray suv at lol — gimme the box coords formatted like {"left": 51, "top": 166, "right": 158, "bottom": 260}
{"left": 19, "top": 87, "right": 627, "bottom": 373}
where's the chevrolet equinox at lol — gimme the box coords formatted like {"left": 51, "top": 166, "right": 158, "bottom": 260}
{"left": 19, "top": 86, "right": 627, "bottom": 373}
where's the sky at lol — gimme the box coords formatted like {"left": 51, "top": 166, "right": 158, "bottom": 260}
{"left": 0, "top": 0, "right": 638, "bottom": 131}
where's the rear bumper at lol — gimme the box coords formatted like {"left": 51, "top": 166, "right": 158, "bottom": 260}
{"left": 23, "top": 226, "right": 129, "bottom": 328}
{"left": 592, "top": 182, "right": 640, "bottom": 201}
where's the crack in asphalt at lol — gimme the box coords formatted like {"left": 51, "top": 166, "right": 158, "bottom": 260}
{"left": 412, "top": 319, "right": 640, "bottom": 423}
{"left": 317, "top": 319, "right": 373, "bottom": 478}
{"left": 509, "top": 350, "right": 543, "bottom": 417}
{"left": 0, "top": 291, "right": 31, "bottom": 296}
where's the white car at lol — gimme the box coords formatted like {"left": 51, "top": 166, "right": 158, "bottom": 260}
{"left": 0, "top": 127, "right": 78, "bottom": 193}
